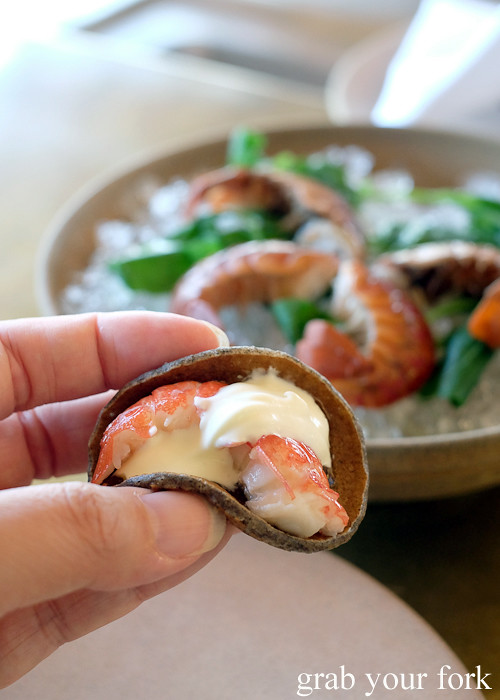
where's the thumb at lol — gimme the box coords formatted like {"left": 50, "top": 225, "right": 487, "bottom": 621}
{"left": 0, "top": 482, "right": 227, "bottom": 615}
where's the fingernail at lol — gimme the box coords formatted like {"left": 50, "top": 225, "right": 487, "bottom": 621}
{"left": 199, "top": 320, "right": 230, "bottom": 348}
{"left": 141, "top": 491, "right": 227, "bottom": 559}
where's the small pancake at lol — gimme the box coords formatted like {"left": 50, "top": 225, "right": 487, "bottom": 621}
{"left": 88, "top": 346, "right": 368, "bottom": 552}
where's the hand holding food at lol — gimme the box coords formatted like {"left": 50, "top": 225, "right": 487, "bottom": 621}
{"left": 0, "top": 311, "right": 232, "bottom": 688}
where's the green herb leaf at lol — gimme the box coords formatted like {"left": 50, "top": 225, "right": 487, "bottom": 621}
{"left": 425, "top": 296, "right": 478, "bottom": 324}
{"left": 170, "top": 210, "right": 287, "bottom": 244}
{"left": 271, "top": 151, "right": 358, "bottom": 206}
{"left": 109, "top": 240, "right": 193, "bottom": 292}
{"left": 226, "top": 127, "right": 267, "bottom": 167}
{"left": 270, "top": 298, "right": 336, "bottom": 344}
{"left": 433, "top": 326, "right": 494, "bottom": 406}
{"left": 110, "top": 210, "right": 289, "bottom": 292}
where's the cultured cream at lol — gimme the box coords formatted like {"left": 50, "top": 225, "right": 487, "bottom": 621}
{"left": 114, "top": 370, "right": 331, "bottom": 487}
{"left": 196, "top": 370, "right": 331, "bottom": 466}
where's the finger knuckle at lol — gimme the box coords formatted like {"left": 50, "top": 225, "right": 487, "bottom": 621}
{"left": 60, "top": 483, "right": 128, "bottom": 562}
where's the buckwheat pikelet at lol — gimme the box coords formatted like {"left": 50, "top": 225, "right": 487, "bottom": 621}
{"left": 89, "top": 347, "right": 368, "bottom": 553}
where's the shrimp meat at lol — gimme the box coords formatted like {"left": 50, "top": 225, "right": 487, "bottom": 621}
{"left": 92, "top": 381, "right": 225, "bottom": 485}
{"left": 92, "top": 379, "right": 348, "bottom": 539}
{"left": 296, "top": 259, "right": 436, "bottom": 407}
{"left": 171, "top": 239, "right": 339, "bottom": 328}
{"left": 185, "top": 166, "right": 365, "bottom": 258}
{"left": 239, "top": 434, "right": 348, "bottom": 538}
{"left": 377, "top": 241, "right": 500, "bottom": 300}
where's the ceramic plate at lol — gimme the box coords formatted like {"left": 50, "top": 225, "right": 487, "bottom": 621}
{"left": 2, "top": 534, "right": 484, "bottom": 700}
{"left": 36, "top": 124, "right": 500, "bottom": 502}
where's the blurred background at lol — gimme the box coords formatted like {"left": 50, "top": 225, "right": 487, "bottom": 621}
{"left": 5, "top": 0, "right": 500, "bottom": 323}
{"left": 2, "top": 0, "right": 426, "bottom": 321}
{"left": 1, "top": 0, "right": 420, "bottom": 82}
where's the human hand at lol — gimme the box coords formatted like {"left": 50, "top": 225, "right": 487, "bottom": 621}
{"left": 0, "top": 311, "right": 232, "bottom": 688}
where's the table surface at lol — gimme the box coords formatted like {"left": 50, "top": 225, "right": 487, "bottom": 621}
{"left": 0, "top": 29, "right": 498, "bottom": 698}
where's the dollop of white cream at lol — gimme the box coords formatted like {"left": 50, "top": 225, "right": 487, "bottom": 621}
{"left": 195, "top": 370, "right": 331, "bottom": 468}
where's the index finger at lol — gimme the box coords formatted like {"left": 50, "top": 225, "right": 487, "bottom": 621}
{"left": 0, "top": 311, "right": 228, "bottom": 419}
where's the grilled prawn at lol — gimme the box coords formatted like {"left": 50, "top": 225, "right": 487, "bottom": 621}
{"left": 296, "top": 260, "right": 436, "bottom": 407}
{"left": 377, "top": 240, "right": 500, "bottom": 300}
{"left": 170, "top": 239, "right": 339, "bottom": 328}
{"left": 185, "top": 166, "right": 365, "bottom": 258}
{"left": 172, "top": 238, "right": 436, "bottom": 407}
{"left": 378, "top": 240, "right": 500, "bottom": 349}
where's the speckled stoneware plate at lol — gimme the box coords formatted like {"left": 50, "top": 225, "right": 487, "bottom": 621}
{"left": 2, "top": 534, "right": 484, "bottom": 700}
{"left": 36, "top": 124, "right": 500, "bottom": 502}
